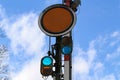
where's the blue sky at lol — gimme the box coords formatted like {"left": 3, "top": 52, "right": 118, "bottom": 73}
{"left": 0, "top": 0, "right": 120, "bottom": 80}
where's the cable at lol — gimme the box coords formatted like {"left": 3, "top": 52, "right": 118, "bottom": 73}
{"left": 49, "top": 36, "right": 51, "bottom": 51}
{"left": 48, "top": 36, "right": 51, "bottom": 56}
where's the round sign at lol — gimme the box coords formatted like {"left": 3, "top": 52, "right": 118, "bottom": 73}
{"left": 38, "top": 4, "right": 76, "bottom": 36}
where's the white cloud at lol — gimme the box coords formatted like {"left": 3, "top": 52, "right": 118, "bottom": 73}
{"left": 73, "top": 31, "right": 120, "bottom": 80}
{"left": 11, "top": 58, "right": 52, "bottom": 80}
{"left": 0, "top": 5, "right": 47, "bottom": 80}
{"left": 1, "top": 12, "right": 45, "bottom": 55}
{"left": 106, "top": 45, "right": 120, "bottom": 61}
{"left": 101, "top": 74, "right": 116, "bottom": 80}
{"left": 94, "top": 62, "right": 104, "bottom": 75}
{"left": 111, "top": 31, "right": 120, "bottom": 37}
{"left": 87, "top": 45, "right": 96, "bottom": 63}
{"left": 11, "top": 58, "right": 41, "bottom": 80}
{"left": 109, "top": 31, "right": 120, "bottom": 47}
{"left": 73, "top": 40, "right": 97, "bottom": 79}
{"left": 74, "top": 57, "right": 89, "bottom": 74}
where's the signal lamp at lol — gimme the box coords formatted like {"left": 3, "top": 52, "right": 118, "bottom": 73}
{"left": 62, "top": 46, "right": 72, "bottom": 54}
{"left": 61, "top": 37, "right": 73, "bottom": 55}
{"left": 42, "top": 56, "right": 52, "bottom": 65}
{"left": 40, "top": 56, "right": 53, "bottom": 76}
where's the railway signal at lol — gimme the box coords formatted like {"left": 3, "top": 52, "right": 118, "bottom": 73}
{"left": 40, "top": 56, "right": 53, "bottom": 76}
{"left": 38, "top": 0, "right": 81, "bottom": 79}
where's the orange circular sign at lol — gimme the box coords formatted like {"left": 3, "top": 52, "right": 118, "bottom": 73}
{"left": 38, "top": 4, "right": 76, "bottom": 36}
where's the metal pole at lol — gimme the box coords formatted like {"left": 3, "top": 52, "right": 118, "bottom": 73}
{"left": 54, "top": 36, "right": 62, "bottom": 80}
{"left": 63, "top": 33, "right": 72, "bottom": 80}
{"left": 63, "top": 0, "right": 72, "bottom": 80}
{"left": 53, "top": 0, "right": 73, "bottom": 79}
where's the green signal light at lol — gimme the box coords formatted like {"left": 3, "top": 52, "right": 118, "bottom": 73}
{"left": 42, "top": 56, "right": 52, "bottom": 66}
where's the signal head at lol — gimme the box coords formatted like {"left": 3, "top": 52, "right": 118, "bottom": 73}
{"left": 61, "top": 36, "right": 73, "bottom": 55}
{"left": 40, "top": 56, "right": 53, "bottom": 76}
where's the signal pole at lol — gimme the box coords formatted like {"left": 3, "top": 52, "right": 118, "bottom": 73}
{"left": 63, "top": 34, "right": 72, "bottom": 80}
{"left": 54, "top": 36, "right": 62, "bottom": 80}
{"left": 63, "top": 0, "right": 72, "bottom": 80}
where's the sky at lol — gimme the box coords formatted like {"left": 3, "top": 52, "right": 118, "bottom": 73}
{"left": 0, "top": 0, "right": 120, "bottom": 80}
